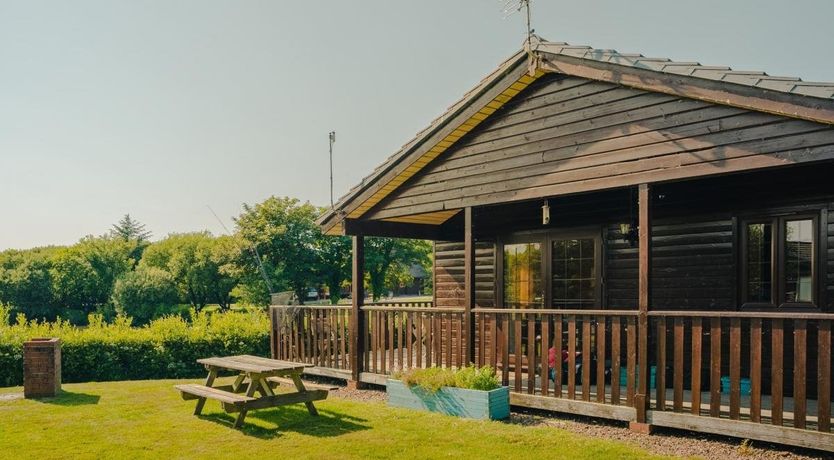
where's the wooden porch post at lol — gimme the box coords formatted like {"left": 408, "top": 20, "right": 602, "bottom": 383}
{"left": 349, "top": 234, "right": 365, "bottom": 387}
{"left": 464, "top": 207, "right": 476, "bottom": 364}
{"left": 634, "top": 183, "right": 653, "bottom": 429}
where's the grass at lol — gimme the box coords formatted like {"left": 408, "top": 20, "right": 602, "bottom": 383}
{"left": 0, "top": 378, "right": 668, "bottom": 460}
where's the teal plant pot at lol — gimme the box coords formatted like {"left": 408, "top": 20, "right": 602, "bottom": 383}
{"left": 386, "top": 379, "right": 510, "bottom": 420}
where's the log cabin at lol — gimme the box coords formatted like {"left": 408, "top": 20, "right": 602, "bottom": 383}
{"left": 272, "top": 37, "right": 834, "bottom": 451}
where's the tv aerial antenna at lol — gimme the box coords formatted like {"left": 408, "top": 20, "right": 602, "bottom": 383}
{"left": 501, "top": 0, "right": 534, "bottom": 50}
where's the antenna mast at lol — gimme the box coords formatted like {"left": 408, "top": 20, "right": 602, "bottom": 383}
{"left": 329, "top": 131, "right": 336, "bottom": 208}
{"left": 501, "top": 0, "right": 535, "bottom": 48}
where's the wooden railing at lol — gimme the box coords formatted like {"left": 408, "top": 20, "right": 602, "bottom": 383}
{"left": 270, "top": 304, "right": 833, "bottom": 449}
{"left": 270, "top": 305, "right": 352, "bottom": 370}
{"left": 648, "top": 311, "right": 832, "bottom": 433}
{"left": 362, "top": 304, "right": 463, "bottom": 374}
{"left": 473, "top": 308, "right": 639, "bottom": 408}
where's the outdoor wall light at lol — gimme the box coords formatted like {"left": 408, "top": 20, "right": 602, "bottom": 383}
{"left": 542, "top": 199, "right": 550, "bottom": 225}
{"left": 620, "top": 222, "right": 639, "bottom": 247}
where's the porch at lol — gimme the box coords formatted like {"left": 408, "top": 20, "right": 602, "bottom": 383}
{"left": 271, "top": 302, "right": 833, "bottom": 451}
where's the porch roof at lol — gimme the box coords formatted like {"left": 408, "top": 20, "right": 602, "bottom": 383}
{"left": 318, "top": 37, "right": 834, "bottom": 236}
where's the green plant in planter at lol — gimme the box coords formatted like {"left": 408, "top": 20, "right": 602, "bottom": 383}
{"left": 394, "top": 365, "right": 500, "bottom": 393}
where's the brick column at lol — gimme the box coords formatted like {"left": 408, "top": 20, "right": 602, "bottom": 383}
{"left": 23, "top": 338, "right": 61, "bottom": 398}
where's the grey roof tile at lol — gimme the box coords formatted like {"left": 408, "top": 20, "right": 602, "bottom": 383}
{"left": 534, "top": 39, "right": 834, "bottom": 100}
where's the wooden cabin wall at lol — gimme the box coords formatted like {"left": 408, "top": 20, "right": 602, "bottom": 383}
{"left": 434, "top": 241, "right": 495, "bottom": 308}
{"left": 367, "top": 73, "right": 834, "bottom": 221}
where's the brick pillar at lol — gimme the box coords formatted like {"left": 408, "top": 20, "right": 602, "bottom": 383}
{"left": 23, "top": 338, "right": 61, "bottom": 398}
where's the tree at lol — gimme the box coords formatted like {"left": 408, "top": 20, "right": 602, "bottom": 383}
{"left": 111, "top": 266, "right": 179, "bottom": 324}
{"left": 235, "top": 197, "right": 320, "bottom": 304}
{"left": 365, "top": 237, "right": 432, "bottom": 301}
{"left": 315, "top": 234, "right": 351, "bottom": 305}
{"left": 111, "top": 214, "right": 152, "bottom": 243}
{"left": 0, "top": 247, "right": 58, "bottom": 320}
{"left": 111, "top": 214, "right": 152, "bottom": 262}
{"left": 140, "top": 232, "right": 243, "bottom": 311}
{"left": 49, "top": 236, "right": 135, "bottom": 316}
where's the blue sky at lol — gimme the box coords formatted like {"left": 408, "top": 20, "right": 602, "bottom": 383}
{"left": 2, "top": 0, "right": 833, "bottom": 250}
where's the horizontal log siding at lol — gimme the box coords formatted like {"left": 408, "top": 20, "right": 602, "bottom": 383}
{"left": 607, "top": 217, "right": 736, "bottom": 310}
{"left": 367, "top": 74, "right": 834, "bottom": 220}
{"left": 434, "top": 241, "right": 495, "bottom": 308}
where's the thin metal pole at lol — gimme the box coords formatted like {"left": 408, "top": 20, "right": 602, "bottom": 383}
{"left": 329, "top": 131, "right": 335, "bottom": 208}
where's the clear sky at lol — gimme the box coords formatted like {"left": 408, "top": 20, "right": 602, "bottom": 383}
{"left": 2, "top": 0, "right": 833, "bottom": 250}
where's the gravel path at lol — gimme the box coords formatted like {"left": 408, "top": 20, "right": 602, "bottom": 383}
{"left": 308, "top": 377, "right": 829, "bottom": 460}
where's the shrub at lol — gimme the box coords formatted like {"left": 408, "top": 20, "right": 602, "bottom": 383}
{"left": 395, "top": 365, "right": 500, "bottom": 392}
{"left": 0, "top": 309, "right": 269, "bottom": 387}
{"left": 111, "top": 266, "right": 179, "bottom": 325}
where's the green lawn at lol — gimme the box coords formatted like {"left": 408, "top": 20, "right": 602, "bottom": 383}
{"left": 0, "top": 379, "right": 666, "bottom": 459}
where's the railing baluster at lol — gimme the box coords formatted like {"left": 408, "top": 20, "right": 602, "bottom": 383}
{"left": 710, "top": 317, "right": 721, "bottom": 418}
{"left": 596, "top": 315, "right": 606, "bottom": 404}
{"left": 772, "top": 318, "right": 784, "bottom": 426}
{"left": 490, "top": 314, "right": 499, "bottom": 371}
{"left": 514, "top": 314, "right": 522, "bottom": 392}
{"left": 554, "top": 314, "right": 563, "bottom": 398}
{"left": 611, "top": 316, "right": 621, "bottom": 405}
{"left": 793, "top": 319, "right": 807, "bottom": 429}
{"left": 656, "top": 317, "right": 667, "bottom": 411}
{"left": 750, "top": 318, "right": 762, "bottom": 423}
{"left": 582, "top": 316, "right": 591, "bottom": 402}
{"left": 729, "top": 317, "right": 741, "bottom": 420}
{"left": 416, "top": 312, "right": 423, "bottom": 369}
{"left": 673, "top": 317, "right": 684, "bottom": 412}
{"left": 568, "top": 315, "right": 576, "bottom": 400}
{"left": 627, "top": 316, "right": 636, "bottom": 406}
{"left": 819, "top": 319, "right": 831, "bottom": 433}
{"left": 502, "top": 314, "right": 510, "bottom": 386}
{"left": 479, "top": 311, "right": 486, "bottom": 367}
{"left": 691, "top": 318, "right": 702, "bottom": 415}
{"left": 541, "top": 315, "right": 550, "bottom": 397}
{"left": 527, "top": 313, "right": 536, "bottom": 394}
{"left": 406, "top": 312, "right": 413, "bottom": 369}
{"left": 397, "top": 310, "right": 404, "bottom": 370}
{"left": 445, "top": 312, "right": 452, "bottom": 368}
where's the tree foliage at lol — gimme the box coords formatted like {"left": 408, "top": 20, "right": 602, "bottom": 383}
{"left": 140, "top": 232, "right": 244, "bottom": 311}
{"left": 365, "top": 237, "right": 432, "bottom": 301}
{"left": 111, "top": 266, "right": 179, "bottom": 324}
{"left": 235, "top": 197, "right": 321, "bottom": 303}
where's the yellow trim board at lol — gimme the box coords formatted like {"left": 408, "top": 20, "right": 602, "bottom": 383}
{"left": 347, "top": 69, "right": 546, "bottom": 220}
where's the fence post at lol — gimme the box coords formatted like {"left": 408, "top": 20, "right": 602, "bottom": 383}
{"left": 632, "top": 183, "right": 653, "bottom": 432}
{"left": 349, "top": 234, "right": 366, "bottom": 388}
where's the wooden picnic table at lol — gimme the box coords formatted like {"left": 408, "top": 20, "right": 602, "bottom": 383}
{"left": 175, "top": 355, "right": 328, "bottom": 428}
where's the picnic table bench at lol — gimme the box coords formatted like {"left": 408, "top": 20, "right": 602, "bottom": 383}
{"left": 175, "top": 355, "right": 328, "bottom": 428}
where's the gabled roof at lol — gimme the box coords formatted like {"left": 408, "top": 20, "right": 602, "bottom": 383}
{"left": 318, "top": 37, "right": 834, "bottom": 235}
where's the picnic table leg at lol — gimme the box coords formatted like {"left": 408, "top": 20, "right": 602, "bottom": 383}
{"left": 231, "top": 374, "right": 246, "bottom": 393}
{"left": 290, "top": 373, "right": 319, "bottom": 416}
{"left": 194, "top": 368, "right": 217, "bottom": 416}
{"left": 234, "top": 373, "right": 260, "bottom": 428}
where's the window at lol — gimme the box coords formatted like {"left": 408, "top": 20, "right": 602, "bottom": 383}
{"left": 501, "top": 230, "right": 601, "bottom": 309}
{"left": 502, "top": 242, "right": 543, "bottom": 309}
{"left": 551, "top": 238, "right": 597, "bottom": 308}
{"left": 741, "top": 215, "right": 818, "bottom": 308}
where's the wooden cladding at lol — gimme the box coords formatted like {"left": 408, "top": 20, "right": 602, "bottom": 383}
{"left": 365, "top": 74, "right": 834, "bottom": 220}
{"left": 435, "top": 241, "right": 495, "bottom": 308}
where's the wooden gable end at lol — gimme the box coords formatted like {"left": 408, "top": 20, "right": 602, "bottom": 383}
{"left": 365, "top": 73, "right": 834, "bottom": 221}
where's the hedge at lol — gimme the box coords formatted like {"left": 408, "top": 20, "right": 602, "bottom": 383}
{"left": 0, "top": 306, "right": 270, "bottom": 387}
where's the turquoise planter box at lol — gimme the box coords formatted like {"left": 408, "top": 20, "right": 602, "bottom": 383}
{"left": 386, "top": 380, "right": 510, "bottom": 420}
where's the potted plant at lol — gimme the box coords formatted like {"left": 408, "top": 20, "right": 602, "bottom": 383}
{"left": 387, "top": 366, "right": 510, "bottom": 420}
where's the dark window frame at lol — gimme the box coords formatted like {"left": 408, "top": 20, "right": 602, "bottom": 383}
{"left": 497, "top": 226, "right": 604, "bottom": 309}
{"left": 739, "top": 211, "right": 821, "bottom": 311}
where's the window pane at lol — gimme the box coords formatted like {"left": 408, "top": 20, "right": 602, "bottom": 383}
{"left": 503, "top": 242, "right": 543, "bottom": 308}
{"left": 746, "top": 223, "right": 772, "bottom": 303}
{"left": 551, "top": 238, "right": 596, "bottom": 308}
{"left": 784, "top": 219, "right": 814, "bottom": 303}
